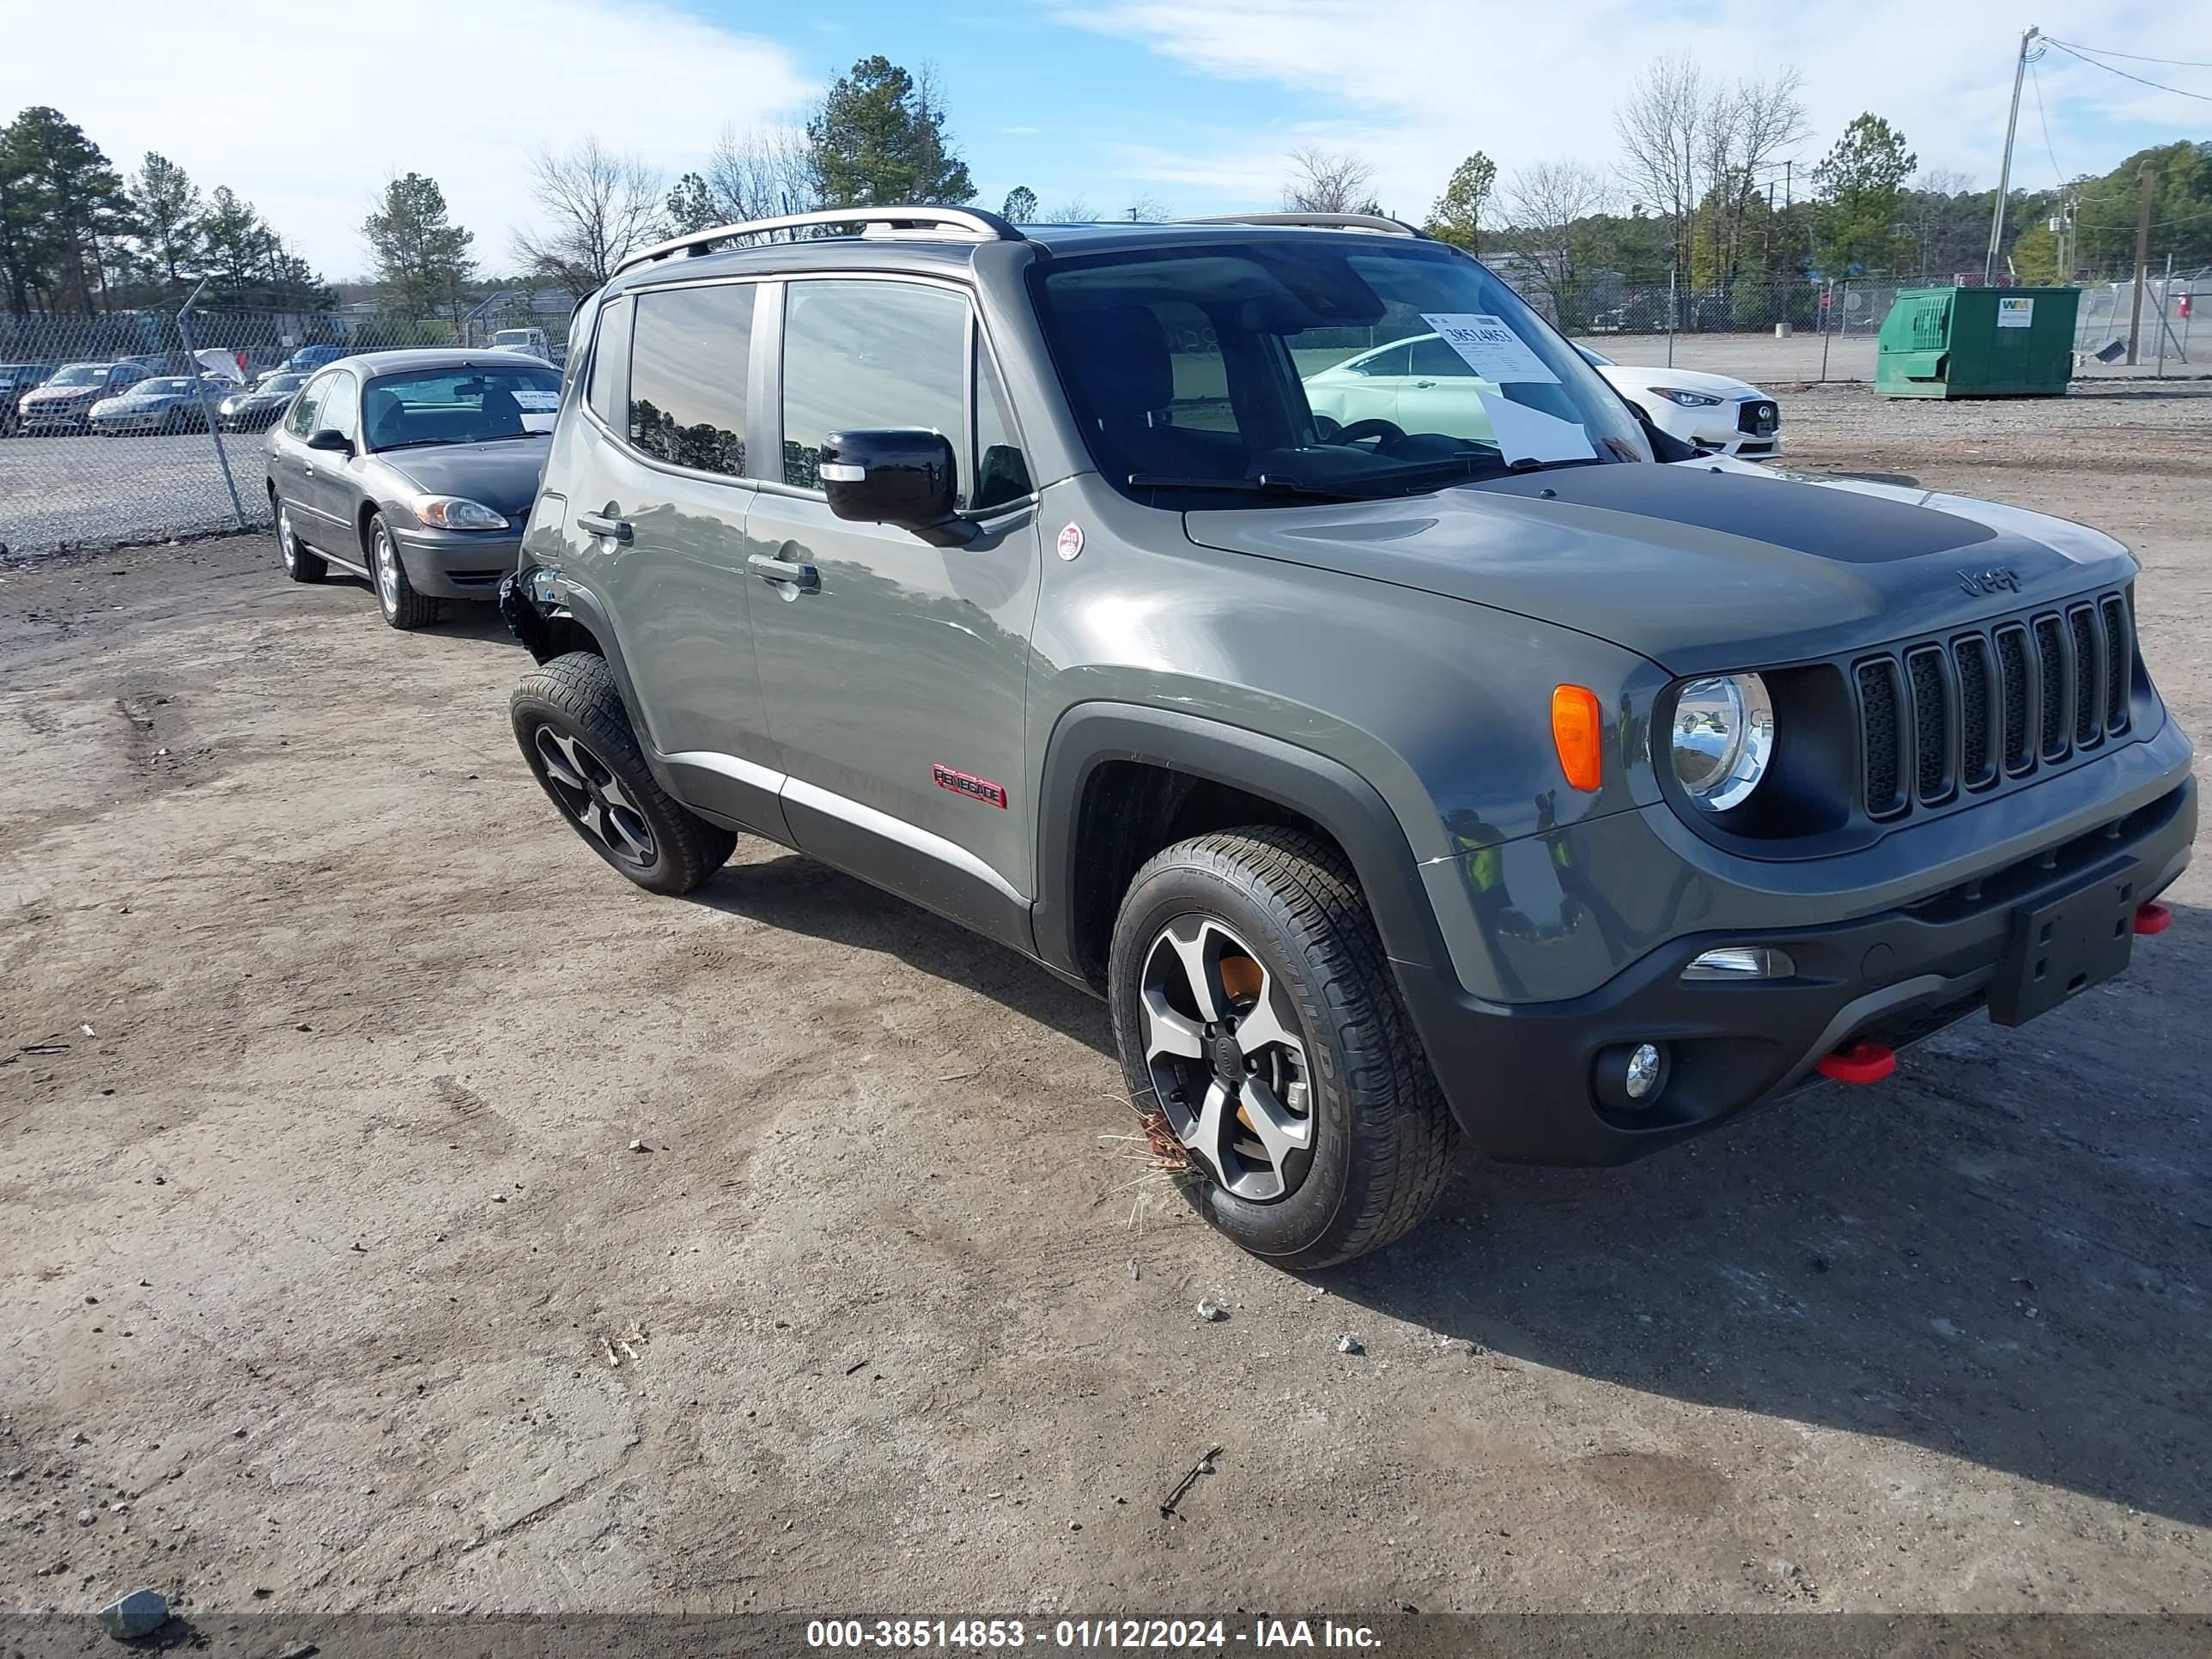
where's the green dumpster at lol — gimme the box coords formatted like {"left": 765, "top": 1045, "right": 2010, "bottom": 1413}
{"left": 1875, "top": 286, "right": 2081, "bottom": 398}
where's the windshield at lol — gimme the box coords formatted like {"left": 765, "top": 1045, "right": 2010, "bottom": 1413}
{"left": 262, "top": 374, "right": 305, "bottom": 393}
{"left": 361, "top": 365, "right": 563, "bottom": 450}
{"left": 137, "top": 378, "right": 192, "bottom": 396}
{"left": 1030, "top": 236, "right": 1650, "bottom": 505}
{"left": 50, "top": 364, "right": 105, "bottom": 386}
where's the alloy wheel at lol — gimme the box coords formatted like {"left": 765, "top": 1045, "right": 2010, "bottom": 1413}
{"left": 373, "top": 527, "right": 401, "bottom": 616}
{"left": 1138, "top": 915, "right": 1315, "bottom": 1201}
{"left": 532, "top": 726, "right": 657, "bottom": 867}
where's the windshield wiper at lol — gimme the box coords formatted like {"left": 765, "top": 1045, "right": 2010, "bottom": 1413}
{"left": 475, "top": 428, "right": 550, "bottom": 441}
{"left": 374, "top": 438, "right": 461, "bottom": 452}
{"left": 1503, "top": 455, "right": 1612, "bottom": 475}
{"left": 1127, "top": 472, "right": 1364, "bottom": 501}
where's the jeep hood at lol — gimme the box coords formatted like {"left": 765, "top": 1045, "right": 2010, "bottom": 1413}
{"left": 1182, "top": 460, "right": 2136, "bottom": 675}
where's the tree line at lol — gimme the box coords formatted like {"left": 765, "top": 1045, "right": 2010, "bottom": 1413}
{"left": 1278, "top": 53, "right": 2211, "bottom": 300}
{"left": 0, "top": 107, "right": 330, "bottom": 315}
{"left": 9, "top": 49, "right": 2208, "bottom": 325}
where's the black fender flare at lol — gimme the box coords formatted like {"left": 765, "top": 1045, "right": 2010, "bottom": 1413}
{"left": 500, "top": 563, "right": 656, "bottom": 752}
{"left": 1030, "top": 702, "right": 1449, "bottom": 984}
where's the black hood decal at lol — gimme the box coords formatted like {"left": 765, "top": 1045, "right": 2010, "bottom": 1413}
{"left": 1474, "top": 463, "right": 1999, "bottom": 563}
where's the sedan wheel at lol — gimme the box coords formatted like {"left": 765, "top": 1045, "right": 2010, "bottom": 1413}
{"left": 368, "top": 515, "right": 437, "bottom": 629}
{"left": 274, "top": 499, "right": 326, "bottom": 584}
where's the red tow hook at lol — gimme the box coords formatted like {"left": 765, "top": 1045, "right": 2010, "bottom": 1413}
{"left": 2134, "top": 901, "right": 2173, "bottom": 936}
{"left": 1816, "top": 1041, "right": 1897, "bottom": 1085}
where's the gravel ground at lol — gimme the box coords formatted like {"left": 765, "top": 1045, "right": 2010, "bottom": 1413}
{"left": 2, "top": 385, "right": 2209, "bottom": 1626}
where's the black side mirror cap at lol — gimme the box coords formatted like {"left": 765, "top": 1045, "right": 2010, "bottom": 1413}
{"left": 820, "top": 428, "right": 974, "bottom": 546}
{"left": 306, "top": 428, "right": 352, "bottom": 454}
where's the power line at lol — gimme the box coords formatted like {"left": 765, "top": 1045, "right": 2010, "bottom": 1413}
{"left": 2043, "top": 40, "right": 2212, "bottom": 101}
{"left": 2044, "top": 39, "right": 2212, "bottom": 70}
{"left": 2028, "top": 58, "right": 2066, "bottom": 185}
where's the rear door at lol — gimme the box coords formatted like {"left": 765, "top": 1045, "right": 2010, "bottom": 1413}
{"left": 269, "top": 373, "right": 331, "bottom": 547}
{"left": 558, "top": 278, "right": 783, "bottom": 835}
{"left": 744, "top": 275, "right": 1042, "bottom": 946}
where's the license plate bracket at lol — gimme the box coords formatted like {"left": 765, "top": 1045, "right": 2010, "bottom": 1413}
{"left": 1987, "top": 861, "right": 2140, "bottom": 1027}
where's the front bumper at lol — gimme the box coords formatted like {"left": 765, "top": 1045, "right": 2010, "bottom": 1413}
{"left": 20, "top": 403, "right": 94, "bottom": 431}
{"left": 390, "top": 524, "right": 525, "bottom": 600}
{"left": 91, "top": 412, "right": 180, "bottom": 434}
{"left": 1394, "top": 773, "right": 2194, "bottom": 1165}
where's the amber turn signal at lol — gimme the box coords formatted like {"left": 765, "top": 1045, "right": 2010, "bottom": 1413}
{"left": 1551, "top": 684, "right": 1604, "bottom": 792}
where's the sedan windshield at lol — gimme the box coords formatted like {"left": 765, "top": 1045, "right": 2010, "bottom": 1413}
{"left": 1030, "top": 235, "right": 1651, "bottom": 505}
{"left": 50, "top": 364, "right": 105, "bottom": 387}
{"left": 136, "top": 378, "right": 193, "bottom": 397}
{"left": 360, "top": 365, "right": 563, "bottom": 450}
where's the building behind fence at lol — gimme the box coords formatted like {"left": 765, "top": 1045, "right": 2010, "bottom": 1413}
{"left": 1, "top": 272, "right": 2199, "bottom": 561}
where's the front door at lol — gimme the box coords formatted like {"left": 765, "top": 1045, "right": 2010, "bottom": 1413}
{"left": 745, "top": 276, "right": 1042, "bottom": 946}
{"left": 303, "top": 368, "right": 362, "bottom": 536}
{"left": 269, "top": 371, "right": 337, "bottom": 551}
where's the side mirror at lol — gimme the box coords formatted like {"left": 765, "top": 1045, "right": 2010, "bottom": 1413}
{"left": 306, "top": 428, "right": 352, "bottom": 454}
{"left": 820, "top": 428, "right": 973, "bottom": 547}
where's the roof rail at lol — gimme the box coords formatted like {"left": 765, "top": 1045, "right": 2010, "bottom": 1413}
{"left": 615, "top": 207, "right": 1023, "bottom": 276}
{"left": 1178, "top": 211, "right": 1431, "bottom": 240}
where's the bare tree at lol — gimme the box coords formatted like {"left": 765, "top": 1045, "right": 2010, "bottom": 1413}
{"left": 1709, "top": 70, "right": 1808, "bottom": 285}
{"left": 1039, "top": 196, "right": 1098, "bottom": 223}
{"left": 1496, "top": 161, "right": 1613, "bottom": 303}
{"left": 512, "top": 138, "right": 665, "bottom": 299}
{"left": 1281, "top": 146, "right": 1376, "bottom": 214}
{"left": 1614, "top": 53, "right": 1708, "bottom": 270}
{"left": 702, "top": 125, "right": 819, "bottom": 224}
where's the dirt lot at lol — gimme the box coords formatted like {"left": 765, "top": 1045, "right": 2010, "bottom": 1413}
{"left": 3, "top": 384, "right": 2210, "bottom": 1624}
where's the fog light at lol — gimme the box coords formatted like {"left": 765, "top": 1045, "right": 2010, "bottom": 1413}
{"left": 1594, "top": 1041, "right": 1669, "bottom": 1112}
{"left": 1624, "top": 1043, "right": 1662, "bottom": 1099}
{"left": 1683, "top": 945, "right": 1796, "bottom": 981}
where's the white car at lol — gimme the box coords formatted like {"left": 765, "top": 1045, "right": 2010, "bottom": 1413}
{"left": 1574, "top": 345, "right": 1781, "bottom": 460}
{"left": 1302, "top": 331, "right": 1504, "bottom": 444}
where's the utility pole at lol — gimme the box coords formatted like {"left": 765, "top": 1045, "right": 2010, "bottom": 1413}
{"left": 1984, "top": 24, "right": 2040, "bottom": 287}
{"left": 2127, "top": 162, "right": 2154, "bottom": 364}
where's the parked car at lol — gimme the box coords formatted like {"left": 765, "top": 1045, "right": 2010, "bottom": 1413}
{"left": 281, "top": 343, "right": 349, "bottom": 376}
{"left": 88, "top": 375, "right": 219, "bottom": 435}
{"left": 220, "top": 371, "right": 307, "bottom": 432}
{"left": 0, "top": 362, "right": 54, "bottom": 434}
{"left": 15, "top": 361, "right": 152, "bottom": 434}
{"left": 265, "top": 349, "right": 560, "bottom": 629}
{"left": 488, "top": 326, "right": 562, "bottom": 365}
{"left": 499, "top": 208, "right": 2191, "bottom": 1269}
{"left": 1577, "top": 344, "right": 1782, "bottom": 459}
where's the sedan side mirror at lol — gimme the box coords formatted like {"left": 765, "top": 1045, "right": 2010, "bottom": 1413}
{"left": 306, "top": 428, "right": 353, "bottom": 454}
{"left": 820, "top": 428, "right": 974, "bottom": 547}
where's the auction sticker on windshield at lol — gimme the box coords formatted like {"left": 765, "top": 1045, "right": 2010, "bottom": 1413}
{"left": 1420, "top": 313, "right": 1559, "bottom": 384}
{"left": 511, "top": 390, "right": 561, "bottom": 410}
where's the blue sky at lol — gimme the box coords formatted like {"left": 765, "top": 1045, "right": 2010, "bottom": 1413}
{"left": 6, "top": 1, "right": 2209, "bottom": 276}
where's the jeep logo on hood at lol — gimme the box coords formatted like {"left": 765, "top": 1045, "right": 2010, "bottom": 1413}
{"left": 1958, "top": 566, "right": 2022, "bottom": 597}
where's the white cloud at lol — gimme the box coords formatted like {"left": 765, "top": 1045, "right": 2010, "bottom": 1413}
{"left": 1, "top": 0, "right": 814, "bottom": 277}
{"left": 1064, "top": 2, "right": 2212, "bottom": 215}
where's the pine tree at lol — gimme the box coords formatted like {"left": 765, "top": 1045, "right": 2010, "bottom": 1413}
{"left": 2, "top": 106, "right": 132, "bottom": 313}
{"left": 1812, "top": 114, "right": 1917, "bottom": 277}
{"left": 1425, "top": 154, "right": 1496, "bottom": 252}
{"left": 362, "top": 172, "right": 476, "bottom": 319}
{"left": 808, "top": 58, "right": 975, "bottom": 208}
{"left": 1000, "top": 185, "right": 1037, "bottom": 224}
{"left": 131, "top": 152, "right": 204, "bottom": 293}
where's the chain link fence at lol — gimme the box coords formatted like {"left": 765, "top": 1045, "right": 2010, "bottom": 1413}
{"left": 1, "top": 300, "right": 571, "bottom": 560}
{"left": 2, "top": 273, "right": 2197, "bottom": 562}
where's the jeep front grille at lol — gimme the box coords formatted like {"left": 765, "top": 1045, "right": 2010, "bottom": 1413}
{"left": 1851, "top": 592, "right": 2135, "bottom": 823}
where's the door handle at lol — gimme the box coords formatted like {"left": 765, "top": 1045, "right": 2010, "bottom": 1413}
{"left": 747, "top": 552, "right": 819, "bottom": 592}
{"left": 1414, "top": 380, "right": 1437, "bottom": 388}
{"left": 576, "top": 510, "right": 632, "bottom": 542}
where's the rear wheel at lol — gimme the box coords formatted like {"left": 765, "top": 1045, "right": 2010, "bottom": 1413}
{"left": 368, "top": 513, "right": 438, "bottom": 629}
{"left": 272, "top": 493, "right": 326, "bottom": 584}
{"left": 1109, "top": 827, "right": 1459, "bottom": 1268}
{"left": 511, "top": 652, "right": 737, "bottom": 896}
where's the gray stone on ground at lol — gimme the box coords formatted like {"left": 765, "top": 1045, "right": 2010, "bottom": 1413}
{"left": 99, "top": 1587, "right": 169, "bottom": 1640}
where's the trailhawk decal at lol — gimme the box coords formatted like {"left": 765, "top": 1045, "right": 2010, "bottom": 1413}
{"left": 933, "top": 764, "right": 1008, "bottom": 809}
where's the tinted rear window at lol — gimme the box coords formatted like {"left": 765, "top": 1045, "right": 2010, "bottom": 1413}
{"left": 629, "top": 283, "right": 754, "bottom": 477}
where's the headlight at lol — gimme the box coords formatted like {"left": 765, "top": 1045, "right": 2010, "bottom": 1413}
{"left": 219, "top": 398, "right": 238, "bottom": 414}
{"left": 1669, "top": 672, "right": 1774, "bottom": 811}
{"left": 1654, "top": 387, "right": 1723, "bottom": 407}
{"left": 415, "top": 496, "right": 508, "bottom": 530}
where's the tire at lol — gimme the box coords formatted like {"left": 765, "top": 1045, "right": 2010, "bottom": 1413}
{"left": 510, "top": 651, "right": 737, "bottom": 896}
{"left": 272, "top": 494, "right": 326, "bottom": 584}
{"left": 368, "top": 513, "right": 438, "bottom": 629}
{"left": 1109, "top": 826, "right": 1459, "bottom": 1269}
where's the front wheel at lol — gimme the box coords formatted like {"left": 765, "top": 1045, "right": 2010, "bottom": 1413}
{"left": 368, "top": 513, "right": 438, "bottom": 629}
{"left": 1109, "top": 827, "right": 1460, "bottom": 1269}
{"left": 510, "top": 651, "right": 738, "bottom": 895}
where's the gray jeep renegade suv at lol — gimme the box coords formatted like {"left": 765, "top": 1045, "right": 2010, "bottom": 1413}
{"left": 501, "top": 207, "right": 2193, "bottom": 1267}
